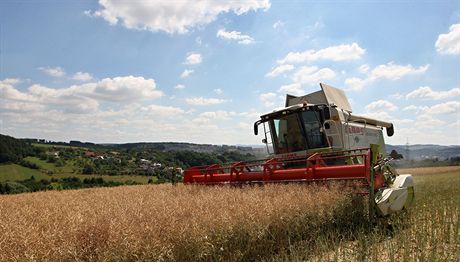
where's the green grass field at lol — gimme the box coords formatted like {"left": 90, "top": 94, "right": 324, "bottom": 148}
{"left": 0, "top": 164, "right": 48, "bottom": 182}
{"left": 0, "top": 163, "right": 152, "bottom": 184}
{"left": 31, "top": 143, "right": 80, "bottom": 149}
{"left": 24, "top": 156, "right": 76, "bottom": 173}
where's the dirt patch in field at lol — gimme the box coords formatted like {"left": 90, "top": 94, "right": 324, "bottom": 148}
{"left": 397, "top": 166, "right": 460, "bottom": 175}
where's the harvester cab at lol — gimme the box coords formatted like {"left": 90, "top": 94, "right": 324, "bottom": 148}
{"left": 254, "top": 83, "right": 392, "bottom": 160}
{"left": 184, "top": 83, "right": 414, "bottom": 218}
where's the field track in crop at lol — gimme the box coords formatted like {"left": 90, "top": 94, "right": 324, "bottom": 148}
{"left": 0, "top": 166, "right": 459, "bottom": 261}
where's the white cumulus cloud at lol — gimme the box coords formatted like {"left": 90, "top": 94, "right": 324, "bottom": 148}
{"left": 141, "top": 104, "right": 185, "bottom": 117}
{"left": 184, "top": 53, "right": 202, "bottom": 65}
{"left": 292, "top": 66, "right": 336, "bottom": 84}
{"left": 278, "top": 43, "right": 365, "bottom": 64}
{"left": 72, "top": 72, "right": 93, "bottom": 81}
{"left": 199, "top": 110, "right": 235, "bottom": 120}
{"left": 344, "top": 77, "right": 367, "bottom": 91}
{"left": 266, "top": 64, "right": 294, "bottom": 78}
{"left": 1, "top": 76, "right": 163, "bottom": 115}
{"left": 174, "top": 84, "right": 185, "bottom": 89}
{"left": 365, "top": 100, "right": 398, "bottom": 112}
{"left": 38, "top": 66, "right": 65, "bottom": 77}
{"left": 90, "top": 76, "right": 163, "bottom": 102}
{"left": 414, "top": 114, "right": 445, "bottom": 128}
{"left": 345, "top": 62, "right": 429, "bottom": 91}
{"left": 259, "top": 92, "right": 277, "bottom": 107}
{"left": 371, "top": 62, "right": 429, "bottom": 81}
{"left": 1, "top": 78, "right": 21, "bottom": 85}
{"left": 86, "top": 0, "right": 271, "bottom": 34}
{"left": 389, "top": 93, "right": 403, "bottom": 100}
{"left": 358, "top": 64, "right": 370, "bottom": 74}
{"left": 185, "top": 97, "right": 227, "bottom": 106}
{"left": 435, "top": 23, "right": 460, "bottom": 55}
{"left": 217, "top": 29, "right": 255, "bottom": 44}
{"left": 406, "top": 86, "right": 460, "bottom": 100}
{"left": 278, "top": 83, "right": 304, "bottom": 96}
{"left": 180, "top": 69, "right": 194, "bottom": 78}
{"left": 402, "top": 105, "right": 419, "bottom": 111}
{"left": 420, "top": 101, "right": 460, "bottom": 115}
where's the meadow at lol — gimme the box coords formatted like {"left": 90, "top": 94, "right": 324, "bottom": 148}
{"left": 0, "top": 167, "right": 458, "bottom": 261}
{"left": 0, "top": 157, "right": 152, "bottom": 184}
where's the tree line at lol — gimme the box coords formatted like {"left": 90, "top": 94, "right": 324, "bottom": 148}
{"left": 0, "top": 134, "right": 36, "bottom": 163}
{"left": 0, "top": 176, "right": 138, "bottom": 194}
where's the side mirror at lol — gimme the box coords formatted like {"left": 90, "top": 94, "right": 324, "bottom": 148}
{"left": 254, "top": 120, "right": 262, "bottom": 135}
{"left": 386, "top": 124, "right": 394, "bottom": 137}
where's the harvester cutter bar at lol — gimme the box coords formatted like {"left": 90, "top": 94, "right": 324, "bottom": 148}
{"left": 184, "top": 148, "right": 379, "bottom": 191}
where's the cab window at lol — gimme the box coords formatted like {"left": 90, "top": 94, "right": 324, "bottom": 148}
{"left": 271, "top": 114, "right": 306, "bottom": 153}
{"left": 300, "top": 111, "right": 328, "bottom": 149}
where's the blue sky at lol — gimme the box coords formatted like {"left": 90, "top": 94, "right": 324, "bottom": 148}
{"left": 1, "top": 0, "right": 459, "bottom": 145}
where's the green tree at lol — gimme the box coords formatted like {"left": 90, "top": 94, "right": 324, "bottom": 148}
{"left": 82, "top": 165, "right": 94, "bottom": 174}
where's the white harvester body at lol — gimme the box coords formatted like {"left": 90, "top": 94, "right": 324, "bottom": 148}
{"left": 255, "top": 83, "right": 414, "bottom": 216}
{"left": 186, "top": 83, "right": 414, "bottom": 217}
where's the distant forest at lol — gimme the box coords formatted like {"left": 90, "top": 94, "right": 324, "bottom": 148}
{"left": 0, "top": 134, "right": 36, "bottom": 163}
{"left": 0, "top": 134, "right": 258, "bottom": 169}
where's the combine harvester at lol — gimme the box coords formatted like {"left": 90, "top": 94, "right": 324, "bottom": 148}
{"left": 184, "top": 83, "right": 414, "bottom": 218}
